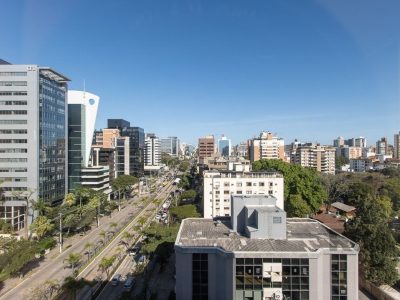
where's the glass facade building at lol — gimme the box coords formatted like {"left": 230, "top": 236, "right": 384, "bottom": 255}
{"left": 39, "top": 74, "right": 68, "bottom": 204}
{"left": 0, "top": 63, "right": 69, "bottom": 229}
{"left": 67, "top": 104, "right": 85, "bottom": 192}
{"left": 121, "top": 127, "right": 145, "bottom": 176}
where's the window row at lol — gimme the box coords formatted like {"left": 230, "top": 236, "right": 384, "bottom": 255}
{"left": 0, "top": 148, "right": 27, "bottom": 153}
{"left": 0, "top": 168, "right": 27, "bottom": 172}
{"left": 0, "top": 120, "right": 27, "bottom": 125}
{"left": 0, "top": 129, "right": 27, "bottom": 134}
{"left": 0, "top": 91, "right": 27, "bottom": 96}
{"left": 0, "top": 158, "right": 28, "bottom": 163}
{"left": 0, "top": 81, "right": 27, "bottom": 86}
{"left": 0, "top": 177, "right": 27, "bottom": 182}
{"left": 0, "top": 139, "right": 27, "bottom": 143}
{"left": 0, "top": 100, "right": 27, "bottom": 105}
{"left": 0, "top": 110, "right": 27, "bottom": 115}
{"left": 0, "top": 72, "right": 27, "bottom": 76}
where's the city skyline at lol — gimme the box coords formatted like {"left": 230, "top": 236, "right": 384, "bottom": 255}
{"left": 1, "top": 0, "right": 399, "bottom": 145}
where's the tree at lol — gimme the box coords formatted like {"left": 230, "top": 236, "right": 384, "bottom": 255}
{"left": 178, "top": 160, "right": 190, "bottom": 172}
{"left": 344, "top": 196, "right": 398, "bottom": 285}
{"left": 30, "top": 216, "right": 54, "bottom": 240}
{"left": 31, "top": 198, "right": 49, "bottom": 217}
{"left": 64, "top": 253, "right": 81, "bottom": 274}
{"left": 98, "top": 256, "right": 116, "bottom": 278}
{"left": 335, "top": 156, "right": 349, "bottom": 169}
{"left": 180, "top": 190, "right": 196, "bottom": 201}
{"left": 287, "top": 194, "right": 311, "bottom": 217}
{"left": 170, "top": 205, "right": 200, "bottom": 221}
{"left": 63, "top": 193, "right": 76, "bottom": 207}
{"left": 111, "top": 175, "right": 138, "bottom": 200}
{"left": 0, "top": 220, "right": 13, "bottom": 234}
{"left": 61, "top": 277, "right": 88, "bottom": 300}
{"left": 84, "top": 242, "right": 94, "bottom": 260}
{"left": 252, "top": 159, "right": 327, "bottom": 212}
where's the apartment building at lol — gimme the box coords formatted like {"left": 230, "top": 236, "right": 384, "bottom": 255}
{"left": 144, "top": 133, "right": 161, "bottom": 174}
{"left": 0, "top": 60, "right": 69, "bottom": 229}
{"left": 336, "top": 146, "right": 362, "bottom": 160}
{"left": 376, "top": 137, "right": 389, "bottom": 155}
{"left": 291, "top": 144, "right": 336, "bottom": 174}
{"left": 248, "top": 131, "right": 285, "bottom": 163}
{"left": 203, "top": 170, "right": 284, "bottom": 218}
{"left": 175, "top": 195, "right": 359, "bottom": 300}
{"left": 349, "top": 158, "right": 374, "bottom": 172}
{"left": 198, "top": 135, "right": 216, "bottom": 164}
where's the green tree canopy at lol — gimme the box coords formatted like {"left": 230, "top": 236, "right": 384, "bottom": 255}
{"left": 170, "top": 205, "right": 200, "bottom": 221}
{"left": 287, "top": 194, "right": 311, "bottom": 217}
{"left": 252, "top": 159, "right": 327, "bottom": 213}
{"left": 344, "top": 196, "right": 399, "bottom": 285}
{"left": 30, "top": 216, "right": 54, "bottom": 239}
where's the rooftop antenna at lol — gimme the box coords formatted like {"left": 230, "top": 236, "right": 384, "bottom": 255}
{"left": 83, "top": 79, "right": 86, "bottom": 98}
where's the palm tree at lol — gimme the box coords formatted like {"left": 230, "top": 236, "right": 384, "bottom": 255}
{"left": 84, "top": 242, "right": 93, "bottom": 260}
{"left": 98, "top": 256, "right": 116, "bottom": 279}
{"left": 99, "top": 230, "right": 107, "bottom": 242}
{"left": 30, "top": 198, "right": 48, "bottom": 217}
{"left": 64, "top": 253, "right": 81, "bottom": 274}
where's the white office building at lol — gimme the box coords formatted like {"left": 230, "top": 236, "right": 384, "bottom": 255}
{"left": 203, "top": 170, "right": 284, "bottom": 218}
{"left": 0, "top": 60, "right": 69, "bottom": 230}
{"left": 144, "top": 133, "right": 161, "bottom": 174}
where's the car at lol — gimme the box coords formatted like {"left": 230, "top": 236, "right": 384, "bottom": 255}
{"left": 111, "top": 274, "right": 122, "bottom": 286}
{"left": 155, "top": 214, "right": 161, "bottom": 220}
{"left": 123, "top": 276, "right": 136, "bottom": 291}
{"left": 128, "top": 246, "right": 139, "bottom": 256}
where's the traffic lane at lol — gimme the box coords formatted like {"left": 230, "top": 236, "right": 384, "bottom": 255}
{"left": 0, "top": 195, "right": 144, "bottom": 299}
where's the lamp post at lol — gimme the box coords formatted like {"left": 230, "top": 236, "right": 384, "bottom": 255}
{"left": 59, "top": 213, "right": 63, "bottom": 253}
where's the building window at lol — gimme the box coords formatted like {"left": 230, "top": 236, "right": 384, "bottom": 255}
{"left": 224, "top": 190, "right": 230, "bottom": 195}
{"left": 236, "top": 258, "right": 309, "bottom": 299}
{"left": 331, "top": 254, "right": 347, "bottom": 299}
{"left": 273, "top": 217, "right": 282, "bottom": 224}
{"left": 246, "top": 182, "right": 252, "bottom": 187}
{"left": 236, "top": 182, "right": 242, "bottom": 187}
{"left": 259, "top": 182, "right": 265, "bottom": 186}
{"left": 193, "top": 253, "right": 208, "bottom": 300}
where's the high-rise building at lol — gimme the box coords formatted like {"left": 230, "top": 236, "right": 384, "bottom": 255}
{"left": 336, "top": 146, "right": 362, "bottom": 160}
{"left": 333, "top": 136, "right": 345, "bottom": 148}
{"left": 175, "top": 195, "right": 359, "bottom": 300}
{"left": 248, "top": 131, "right": 285, "bottom": 163}
{"left": 144, "top": 133, "right": 161, "bottom": 167}
{"left": 218, "top": 135, "right": 231, "bottom": 157}
{"left": 0, "top": 61, "right": 69, "bottom": 229}
{"left": 291, "top": 144, "right": 336, "bottom": 174}
{"left": 107, "top": 119, "right": 130, "bottom": 131}
{"left": 376, "top": 137, "right": 388, "bottom": 155}
{"left": 160, "top": 136, "right": 180, "bottom": 157}
{"left": 114, "top": 136, "right": 130, "bottom": 177}
{"left": 121, "top": 126, "right": 145, "bottom": 177}
{"left": 67, "top": 90, "right": 99, "bottom": 192}
{"left": 203, "top": 170, "right": 284, "bottom": 218}
{"left": 394, "top": 131, "right": 400, "bottom": 159}
{"left": 198, "top": 135, "right": 216, "bottom": 163}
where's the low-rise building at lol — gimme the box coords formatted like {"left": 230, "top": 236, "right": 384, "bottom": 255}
{"left": 349, "top": 158, "right": 374, "bottom": 172}
{"left": 203, "top": 170, "right": 284, "bottom": 218}
{"left": 80, "top": 166, "right": 112, "bottom": 198}
{"left": 175, "top": 195, "right": 359, "bottom": 300}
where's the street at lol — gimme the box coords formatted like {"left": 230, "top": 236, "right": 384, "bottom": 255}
{"left": 0, "top": 177, "right": 175, "bottom": 300}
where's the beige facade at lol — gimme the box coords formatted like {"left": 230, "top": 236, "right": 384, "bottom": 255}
{"left": 102, "top": 128, "right": 120, "bottom": 148}
{"left": 292, "top": 145, "right": 336, "bottom": 174}
{"left": 198, "top": 135, "right": 215, "bottom": 163}
{"left": 248, "top": 131, "right": 285, "bottom": 162}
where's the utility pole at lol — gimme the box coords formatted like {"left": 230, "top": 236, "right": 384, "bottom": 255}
{"left": 59, "top": 213, "right": 63, "bottom": 253}
{"left": 118, "top": 189, "right": 121, "bottom": 212}
{"left": 96, "top": 205, "right": 100, "bottom": 227}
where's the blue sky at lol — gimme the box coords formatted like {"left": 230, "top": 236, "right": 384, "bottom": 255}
{"left": 1, "top": 0, "right": 399, "bottom": 145}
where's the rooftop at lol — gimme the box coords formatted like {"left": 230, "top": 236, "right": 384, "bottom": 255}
{"left": 176, "top": 218, "right": 358, "bottom": 253}
{"left": 331, "top": 202, "right": 356, "bottom": 213}
{"left": 204, "top": 170, "right": 283, "bottom": 178}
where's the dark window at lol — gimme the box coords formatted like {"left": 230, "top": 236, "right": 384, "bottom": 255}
{"left": 192, "top": 253, "right": 208, "bottom": 300}
{"left": 331, "top": 254, "right": 347, "bottom": 299}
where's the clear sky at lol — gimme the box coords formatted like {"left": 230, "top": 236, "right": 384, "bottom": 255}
{"left": 1, "top": 0, "right": 399, "bottom": 146}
